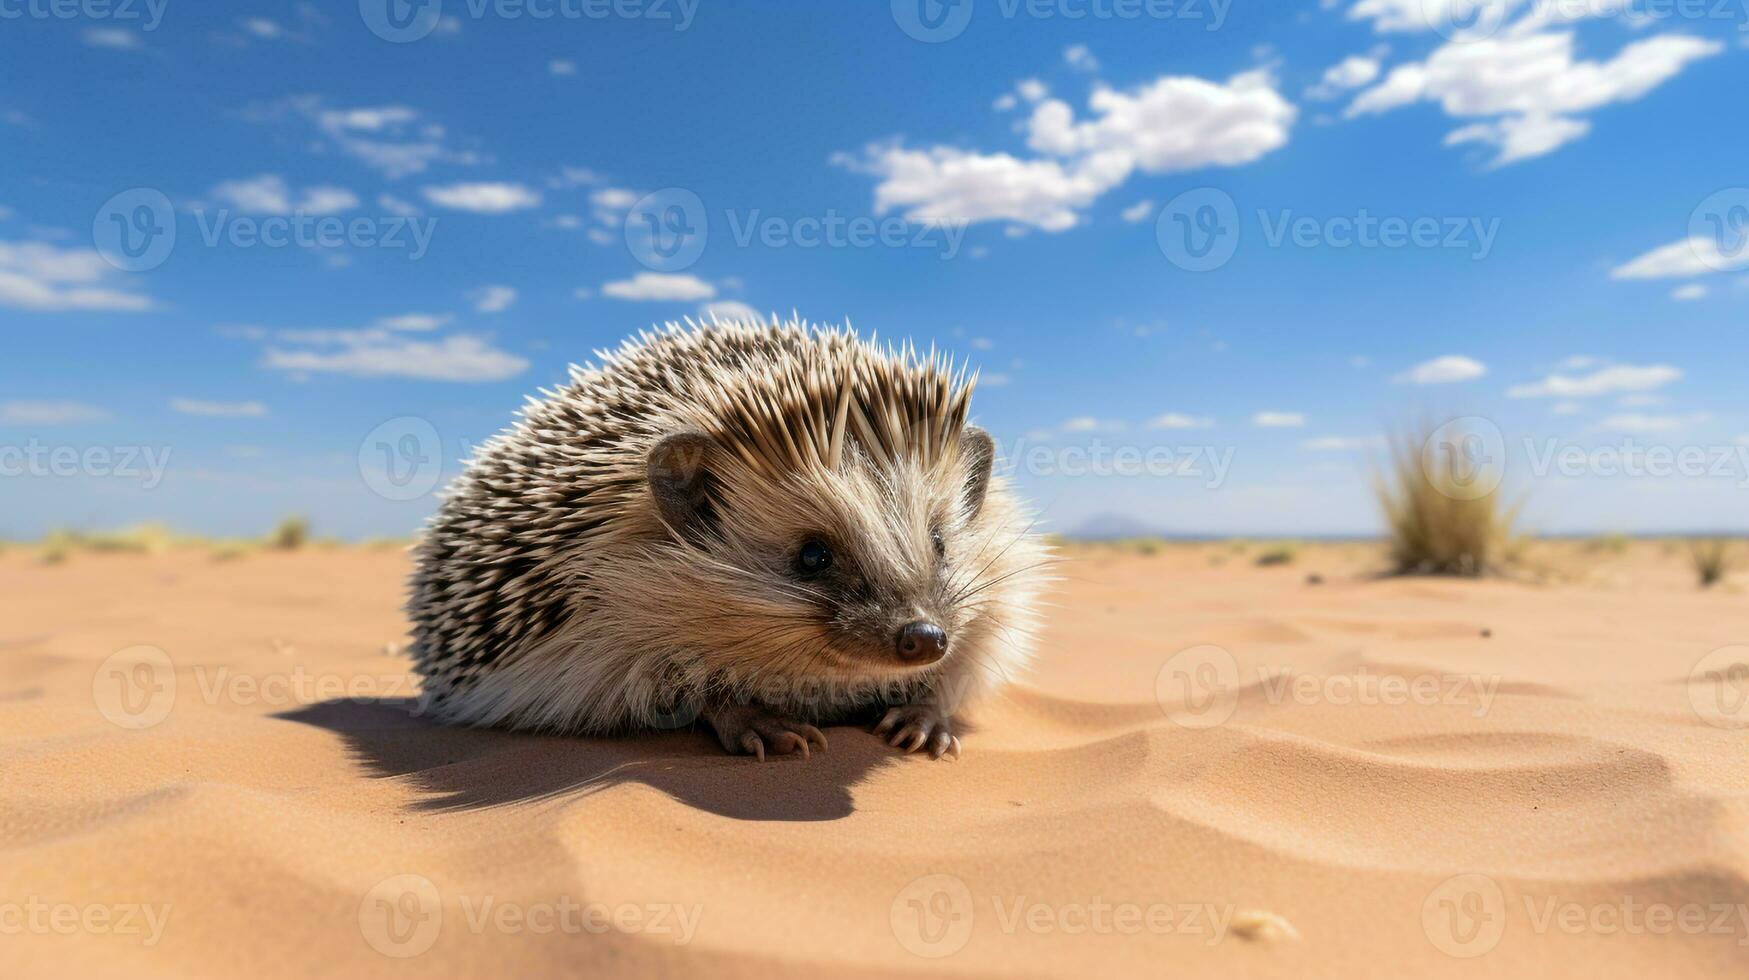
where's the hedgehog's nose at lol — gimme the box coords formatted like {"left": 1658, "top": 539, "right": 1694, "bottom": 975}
{"left": 895, "top": 621, "right": 947, "bottom": 663}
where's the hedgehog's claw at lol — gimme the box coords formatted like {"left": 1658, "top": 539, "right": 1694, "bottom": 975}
{"left": 707, "top": 704, "right": 825, "bottom": 762}
{"left": 874, "top": 705, "right": 959, "bottom": 760}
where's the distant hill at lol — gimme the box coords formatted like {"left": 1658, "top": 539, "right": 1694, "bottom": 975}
{"left": 1064, "top": 513, "right": 1173, "bottom": 540}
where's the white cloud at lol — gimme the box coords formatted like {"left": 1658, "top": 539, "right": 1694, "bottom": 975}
{"left": 1253, "top": 411, "right": 1307, "bottom": 427}
{"left": 422, "top": 182, "right": 541, "bottom": 213}
{"left": 843, "top": 68, "right": 1294, "bottom": 232}
{"left": 0, "top": 401, "right": 110, "bottom": 425}
{"left": 1307, "top": 55, "right": 1381, "bottom": 100}
{"left": 846, "top": 144, "right": 1128, "bottom": 232}
{"left": 211, "top": 175, "right": 358, "bottom": 215}
{"left": 1551, "top": 401, "right": 1583, "bottom": 415}
{"left": 1345, "top": 30, "right": 1722, "bottom": 165}
{"left": 1120, "top": 199, "right": 1154, "bottom": 223}
{"left": 170, "top": 398, "right": 269, "bottom": 418}
{"left": 1395, "top": 354, "right": 1486, "bottom": 384}
{"left": 1611, "top": 237, "right": 1745, "bottom": 279}
{"left": 600, "top": 273, "right": 716, "bottom": 301}
{"left": 1024, "top": 69, "right": 1295, "bottom": 172}
{"left": 549, "top": 59, "right": 577, "bottom": 76}
{"left": 1557, "top": 354, "right": 1598, "bottom": 370}
{"left": 700, "top": 300, "right": 762, "bottom": 323}
{"left": 378, "top": 194, "right": 420, "bottom": 217}
{"left": 1592, "top": 412, "right": 1709, "bottom": 434}
{"left": 374, "top": 313, "right": 451, "bottom": 331}
{"left": 1507, "top": 363, "right": 1681, "bottom": 398}
{"left": 242, "top": 17, "right": 282, "bottom": 38}
{"left": 1671, "top": 283, "right": 1708, "bottom": 302}
{"left": 271, "top": 100, "right": 480, "bottom": 179}
{"left": 1016, "top": 78, "right": 1050, "bottom": 103}
{"left": 469, "top": 285, "right": 518, "bottom": 313}
{"left": 1060, "top": 416, "right": 1124, "bottom": 433}
{"left": 263, "top": 332, "right": 528, "bottom": 382}
{"left": 1618, "top": 394, "right": 1664, "bottom": 407}
{"left": 1147, "top": 413, "right": 1215, "bottom": 429}
{"left": 0, "top": 241, "right": 153, "bottom": 313}
{"left": 83, "top": 28, "right": 140, "bottom": 49}
{"left": 1301, "top": 435, "right": 1383, "bottom": 451}
{"left": 1064, "top": 44, "right": 1100, "bottom": 73}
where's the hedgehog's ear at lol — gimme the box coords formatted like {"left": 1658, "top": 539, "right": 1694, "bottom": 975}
{"left": 647, "top": 432, "right": 718, "bottom": 539}
{"left": 961, "top": 426, "right": 997, "bottom": 521}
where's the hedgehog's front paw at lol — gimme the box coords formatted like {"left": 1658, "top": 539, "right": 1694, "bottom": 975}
{"left": 874, "top": 705, "right": 960, "bottom": 760}
{"left": 704, "top": 704, "right": 827, "bottom": 762}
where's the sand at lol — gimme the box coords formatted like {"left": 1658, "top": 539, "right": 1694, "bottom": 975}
{"left": 3, "top": 542, "right": 1747, "bottom": 978}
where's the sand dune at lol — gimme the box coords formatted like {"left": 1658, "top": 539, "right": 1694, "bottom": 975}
{"left": 3, "top": 544, "right": 1747, "bottom": 977}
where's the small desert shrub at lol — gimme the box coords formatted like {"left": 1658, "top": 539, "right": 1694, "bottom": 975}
{"left": 210, "top": 540, "right": 256, "bottom": 562}
{"left": 1586, "top": 533, "right": 1631, "bottom": 554}
{"left": 1255, "top": 544, "right": 1297, "bottom": 566}
{"left": 1689, "top": 539, "right": 1732, "bottom": 587}
{"left": 266, "top": 516, "right": 310, "bottom": 551}
{"left": 1376, "top": 424, "right": 1517, "bottom": 576}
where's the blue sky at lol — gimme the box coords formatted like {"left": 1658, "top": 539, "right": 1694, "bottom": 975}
{"left": 2, "top": 0, "right": 1748, "bottom": 539}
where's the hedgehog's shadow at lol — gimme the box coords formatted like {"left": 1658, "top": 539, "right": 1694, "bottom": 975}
{"left": 276, "top": 698, "right": 898, "bottom": 821}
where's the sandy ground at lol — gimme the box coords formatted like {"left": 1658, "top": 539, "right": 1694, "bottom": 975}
{"left": 3, "top": 542, "right": 1747, "bottom": 978}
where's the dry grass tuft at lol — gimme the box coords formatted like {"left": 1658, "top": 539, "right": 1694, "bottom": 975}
{"left": 1689, "top": 538, "right": 1732, "bottom": 588}
{"left": 1376, "top": 423, "right": 1518, "bottom": 577}
{"left": 266, "top": 516, "right": 310, "bottom": 551}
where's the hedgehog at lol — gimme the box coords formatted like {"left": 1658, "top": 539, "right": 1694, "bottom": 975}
{"left": 407, "top": 317, "right": 1048, "bottom": 760}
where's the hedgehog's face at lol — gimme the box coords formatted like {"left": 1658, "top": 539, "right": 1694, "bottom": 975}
{"left": 646, "top": 427, "right": 1018, "bottom": 681}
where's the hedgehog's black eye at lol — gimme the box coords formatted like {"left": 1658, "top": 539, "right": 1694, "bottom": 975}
{"left": 796, "top": 539, "right": 833, "bottom": 577}
{"left": 930, "top": 530, "right": 946, "bottom": 558}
